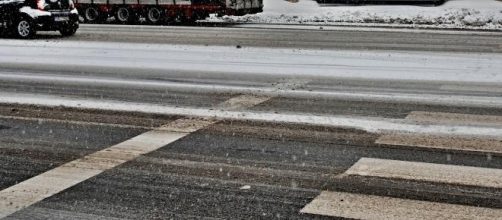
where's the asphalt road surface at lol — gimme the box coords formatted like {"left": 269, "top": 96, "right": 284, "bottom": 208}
{"left": 34, "top": 24, "right": 502, "bottom": 53}
{"left": 1, "top": 24, "right": 502, "bottom": 219}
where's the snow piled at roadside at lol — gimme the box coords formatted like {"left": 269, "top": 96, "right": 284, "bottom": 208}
{"left": 209, "top": 0, "right": 502, "bottom": 30}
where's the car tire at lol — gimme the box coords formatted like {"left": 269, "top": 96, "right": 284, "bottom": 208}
{"left": 60, "top": 25, "right": 78, "bottom": 37}
{"left": 13, "top": 17, "right": 36, "bottom": 39}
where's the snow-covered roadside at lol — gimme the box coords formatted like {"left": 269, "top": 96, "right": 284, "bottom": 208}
{"left": 207, "top": 0, "right": 502, "bottom": 30}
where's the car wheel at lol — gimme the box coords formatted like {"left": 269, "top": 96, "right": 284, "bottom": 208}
{"left": 146, "top": 7, "right": 162, "bottom": 24}
{"left": 14, "top": 18, "right": 36, "bottom": 39}
{"left": 60, "top": 25, "right": 78, "bottom": 37}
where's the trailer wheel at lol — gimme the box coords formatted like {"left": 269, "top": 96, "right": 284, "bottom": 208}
{"left": 146, "top": 7, "right": 162, "bottom": 24}
{"left": 13, "top": 17, "right": 36, "bottom": 39}
{"left": 84, "top": 7, "right": 102, "bottom": 23}
{"left": 115, "top": 7, "right": 134, "bottom": 24}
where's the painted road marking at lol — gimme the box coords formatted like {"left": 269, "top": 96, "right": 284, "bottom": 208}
{"left": 376, "top": 133, "right": 502, "bottom": 154}
{"left": 2, "top": 73, "right": 502, "bottom": 108}
{"left": 217, "top": 95, "right": 271, "bottom": 110}
{"left": 0, "top": 95, "right": 271, "bottom": 131}
{"left": 0, "top": 119, "right": 196, "bottom": 218}
{"left": 406, "top": 111, "right": 502, "bottom": 127}
{"left": 0, "top": 79, "right": 290, "bottom": 218}
{"left": 345, "top": 158, "right": 502, "bottom": 189}
{"left": 2, "top": 93, "right": 502, "bottom": 138}
{"left": 300, "top": 191, "right": 502, "bottom": 220}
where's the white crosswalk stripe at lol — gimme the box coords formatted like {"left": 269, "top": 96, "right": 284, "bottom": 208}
{"left": 301, "top": 191, "right": 502, "bottom": 220}
{"left": 0, "top": 79, "right": 308, "bottom": 219}
{"left": 302, "top": 110, "right": 502, "bottom": 219}
{"left": 301, "top": 157, "right": 502, "bottom": 219}
{"left": 345, "top": 157, "right": 502, "bottom": 189}
{"left": 0, "top": 93, "right": 275, "bottom": 218}
{"left": 0, "top": 121, "right": 194, "bottom": 219}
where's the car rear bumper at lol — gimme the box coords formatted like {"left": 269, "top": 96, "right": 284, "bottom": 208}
{"left": 34, "top": 10, "right": 79, "bottom": 31}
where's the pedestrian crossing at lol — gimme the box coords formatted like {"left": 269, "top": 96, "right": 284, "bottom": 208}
{"left": 301, "top": 110, "right": 502, "bottom": 219}
{"left": 1, "top": 98, "right": 502, "bottom": 219}
{"left": 0, "top": 85, "right": 287, "bottom": 219}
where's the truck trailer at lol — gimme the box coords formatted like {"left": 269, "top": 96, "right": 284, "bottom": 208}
{"left": 74, "top": 0, "right": 264, "bottom": 24}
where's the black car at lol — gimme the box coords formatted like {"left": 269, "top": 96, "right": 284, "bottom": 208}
{"left": 0, "top": 0, "right": 79, "bottom": 38}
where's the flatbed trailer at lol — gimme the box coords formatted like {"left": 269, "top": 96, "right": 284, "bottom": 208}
{"left": 74, "top": 0, "right": 263, "bottom": 24}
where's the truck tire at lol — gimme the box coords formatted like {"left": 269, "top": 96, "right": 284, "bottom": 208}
{"left": 146, "top": 7, "right": 162, "bottom": 24}
{"left": 115, "top": 7, "right": 136, "bottom": 24}
{"left": 13, "top": 17, "right": 36, "bottom": 39}
{"left": 84, "top": 7, "right": 104, "bottom": 23}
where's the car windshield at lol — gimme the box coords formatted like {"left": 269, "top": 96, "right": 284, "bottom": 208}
{"left": 1, "top": 0, "right": 502, "bottom": 219}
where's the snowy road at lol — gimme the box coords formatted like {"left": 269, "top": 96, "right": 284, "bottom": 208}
{"left": 1, "top": 25, "right": 502, "bottom": 219}
{"left": 2, "top": 37, "right": 502, "bottom": 134}
{"left": 2, "top": 39, "right": 502, "bottom": 83}
{"left": 52, "top": 24, "right": 502, "bottom": 53}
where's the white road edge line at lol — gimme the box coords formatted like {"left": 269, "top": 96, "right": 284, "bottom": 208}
{"left": 1, "top": 93, "right": 502, "bottom": 138}
{"left": 345, "top": 158, "right": 502, "bottom": 189}
{"left": 300, "top": 191, "right": 502, "bottom": 220}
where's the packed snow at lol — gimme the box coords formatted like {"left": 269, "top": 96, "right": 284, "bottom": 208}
{"left": 208, "top": 0, "right": 502, "bottom": 30}
{"left": 1, "top": 40, "right": 502, "bottom": 83}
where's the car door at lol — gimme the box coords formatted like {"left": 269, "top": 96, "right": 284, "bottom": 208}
{"left": 0, "top": 0, "right": 6, "bottom": 25}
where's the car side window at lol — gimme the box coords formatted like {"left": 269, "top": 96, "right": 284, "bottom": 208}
{"left": 23, "top": 0, "right": 37, "bottom": 8}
